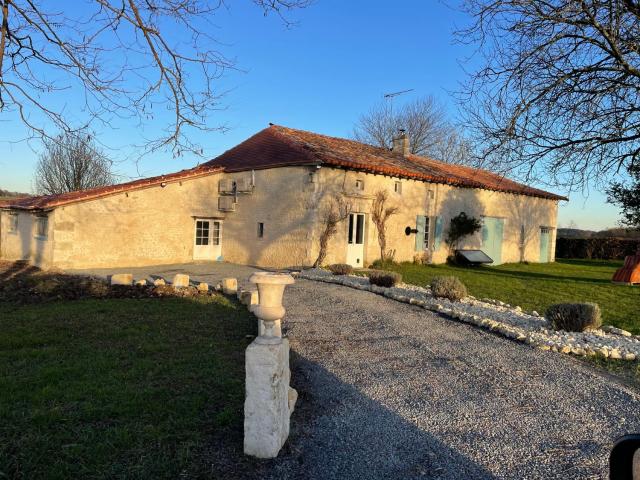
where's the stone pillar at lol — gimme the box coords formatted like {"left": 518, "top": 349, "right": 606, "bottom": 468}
{"left": 244, "top": 272, "right": 296, "bottom": 459}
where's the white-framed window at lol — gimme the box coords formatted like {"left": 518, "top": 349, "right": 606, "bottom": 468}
{"left": 394, "top": 181, "right": 402, "bottom": 194}
{"left": 347, "top": 213, "right": 365, "bottom": 245}
{"left": 257, "top": 222, "right": 264, "bottom": 238}
{"left": 211, "top": 221, "right": 220, "bottom": 246}
{"left": 424, "top": 216, "right": 431, "bottom": 249}
{"left": 8, "top": 213, "right": 18, "bottom": 233}
{"left": 35, "top": 216, "right": 48, "bottom": 239}
{"left": 195, "top": 220, "right": 209, "bottom": 245}
{"left": 355, "top": 179, "right": 365, "bottom": 191}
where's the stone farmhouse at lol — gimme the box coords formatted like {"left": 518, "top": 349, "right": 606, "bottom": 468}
{"left": 0, "top": 125, "right": 566, "bottom": 270}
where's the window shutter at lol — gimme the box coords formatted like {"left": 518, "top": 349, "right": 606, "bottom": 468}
{"left": 434, "top": 216, "right": 444, "bottom": 251}
{"left": 415, "top": 215, "right": 426, "bottom": 251}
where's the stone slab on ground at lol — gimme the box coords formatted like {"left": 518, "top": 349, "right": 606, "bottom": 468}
{"left": 110, "top": 273, "right": 133, "bottom": 286}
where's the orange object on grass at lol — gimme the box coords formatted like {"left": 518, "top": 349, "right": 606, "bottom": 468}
{"left": 612, "top": 251, "right": 640, "bottom": 285}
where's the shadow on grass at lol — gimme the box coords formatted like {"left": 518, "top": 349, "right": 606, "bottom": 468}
{"left": 399, "top": 261, "right": 617, "bottom": 285}
{"left": 558, "top": 259, "right": 624, "bottom": 269}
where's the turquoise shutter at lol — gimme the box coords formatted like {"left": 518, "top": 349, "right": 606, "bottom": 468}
{"left": 495, "top": 219, "right": 504, "bottom": 263}
{"left": 481, "top": 219, "right": 489, "bottom": 246}
{"left": 415, "top": 215, "right": 426, "bottom": 251}
{"left": 434, "top": 216, "right": 444, "bottom": 251}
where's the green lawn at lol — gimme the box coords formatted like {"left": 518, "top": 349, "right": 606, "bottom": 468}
{"left": 0, "top": 295, "right": 254, "bottom": 479}
{"left": 375, "top": 259, "right": 640, "bottom": 333}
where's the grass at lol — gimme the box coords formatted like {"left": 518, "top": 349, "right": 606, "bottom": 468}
{"left": 0, "top": 295, "right": 254, "bottom": 479}
{"left": 372, "top": 259, "right": 640, "bottom": 334}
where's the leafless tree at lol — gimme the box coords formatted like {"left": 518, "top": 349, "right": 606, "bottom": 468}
{"left": 313, "top": 194, "right": 353, "bottom": 268}
{"left": 34, "top": 131, "right": 114, "bottom": 195}
{"left": 371, "top": 190, "right": 399, "bottom": 261}
{"left": 353, "top": 95, "right": 472, "bottom": 163}
{"left": 0, "top": 0, "right": 309, "bottom": 156}
{"left": 457, "top": 0, "right": 640, "bottom": 190}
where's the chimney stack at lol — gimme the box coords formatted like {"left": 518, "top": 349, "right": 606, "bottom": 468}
{"left": 392, "top": 129, "right": 410, "bottom": 156}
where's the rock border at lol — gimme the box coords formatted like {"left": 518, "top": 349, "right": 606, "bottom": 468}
{"left": 296, "top": 269, "right": 640, "bottom": 361}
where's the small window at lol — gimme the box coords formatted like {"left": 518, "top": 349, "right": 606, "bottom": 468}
{"left": 212, "top": 221, "right": 220, "bottom": 246}
{"left": 424, "top": 217, "right": 431, "bottom": 249}
{"left": 35, "top": 216, "right": 48, "bottom": 238}
{"left": 257, "top": 222, "right": 264, "bottom": 238}
{"left": 428, "top": 190, "right": 435, "bottom": 200}
{"left": 308, "top": 172, "right": 316, "bottom": 184}
{"left": 8, "top": 213, "right": 18, "bottom": 233}
{"left": 394, "top": 181, "right": 402, "bottom": 194}
{"left": 355, "top": 179, "right": 364, "bottom": 191}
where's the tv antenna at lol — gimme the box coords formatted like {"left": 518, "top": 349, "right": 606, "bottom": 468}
{"left": 383, "top": 88, "right": 414, "bottom": 100}
{"left": 383, "top": 88, "right": 414, "bottom": 114}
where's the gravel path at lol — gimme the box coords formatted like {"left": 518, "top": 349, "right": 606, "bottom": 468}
{"left": 270, "top": 278, "right": 640, "bottom": 480}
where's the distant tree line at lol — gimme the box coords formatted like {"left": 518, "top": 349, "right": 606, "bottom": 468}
{"left": 558, "top": 228, "right": 640, "bottom": 240}
{"left": 0, "top": 188, "right": 29, "bottom": 199}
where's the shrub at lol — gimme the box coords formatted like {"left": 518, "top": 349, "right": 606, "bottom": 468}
{"left": 545, "top": 303, "right": 602, "bottom": 332}
{"left": 327, "top": 263, "right": 353, "bottom": 275}
{"left": 370, "top": 258, "right": 398, "bottom": 269}
{"left": 555, "top": 237, "right": 640, "bottom": 260}
{"left": 430, "top": 276, "right": 468, "bottom": 301}
{"left": 368, "top": 270, "right": 402, "bottom": 287}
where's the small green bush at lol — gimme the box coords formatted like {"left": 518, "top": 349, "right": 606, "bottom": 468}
{"left": 369, "top": 258, "right": 398, "bottom": 269}
{"left": 430, "top": 276, "right": 468, "bottom": 302}
{"left": 327, "top": 263, "right": 353, "bottom": 275}
{"left": 368, "top": 270, "right": 402, "bottom": 288}
{"left": 545, "top": 303, "right": 602, "bottom": 332}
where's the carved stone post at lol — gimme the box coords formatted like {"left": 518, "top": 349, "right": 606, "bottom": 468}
{"left": 244, "top": 272, "right": 297, "bottom": 459}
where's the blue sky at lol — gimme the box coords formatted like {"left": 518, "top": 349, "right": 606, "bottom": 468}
{"left": 0, "top": 0, "right": 620, "bottom": 230}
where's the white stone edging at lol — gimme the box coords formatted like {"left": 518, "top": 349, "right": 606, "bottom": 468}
{"left": 295, "top": 269, "right": 639, "bottom": 362}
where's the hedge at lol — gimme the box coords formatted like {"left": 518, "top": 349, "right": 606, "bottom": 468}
{"left": 555, "top": 237, "right": 640, "bottom": 260}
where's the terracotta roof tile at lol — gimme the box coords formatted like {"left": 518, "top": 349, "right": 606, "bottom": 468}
{"left": 205, "top": 125, "right": 567, "bottom": 201}
{"left": 2, "top": 124, "right": 566, "bottom": 211}
{"left": 2, "top": 165, "right": 223, "bottom": 210}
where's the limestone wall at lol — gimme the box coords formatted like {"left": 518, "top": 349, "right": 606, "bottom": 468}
{"left": 0, "top": 210, "right": 54, "bottom": 268}
{"left": 50, "top": 173, "right": 222, "bottom": 269}
{"left": 38, "top": 166, "right": 317, "bottom": 270}
{"left": 312, "top": 168, "right": 559, "bottom": 267}
{"left": 219, "top": 167, "right": 317, "bottom": 268}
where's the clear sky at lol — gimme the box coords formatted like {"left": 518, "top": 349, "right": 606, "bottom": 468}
{"left": 0, "top": 0, "right": 621, "bottom": 230}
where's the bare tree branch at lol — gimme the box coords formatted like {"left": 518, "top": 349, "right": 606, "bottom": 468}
{"left": 313, "top": 194, "right": 352, "bottom": 268}
{"left": 353, "top": 95, "right": 473, "bottom": 163}
{"left": 371, "top": 189, "right": 399, "bottom": 261}
{"left": 0, "top": 0, "right": 309, "bottom": 156}
{"left": 457, "top": 0, "right": 640, "bottom": 191}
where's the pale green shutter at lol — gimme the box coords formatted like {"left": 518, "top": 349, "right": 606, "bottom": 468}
{"left": 434, "top": 216, "right": 444, "bottom": 251}
{"left": 415, "top": 216, "right": 426, "bottom": 251}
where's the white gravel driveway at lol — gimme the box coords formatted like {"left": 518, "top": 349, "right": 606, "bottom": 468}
{"left": 269, "top": 277, "right": 640, "bottom": 480}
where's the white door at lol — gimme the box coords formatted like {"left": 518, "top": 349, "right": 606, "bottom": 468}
{"left": 346, "top": 213, "right": 365, "bottom": 268}
{"left": 193, "top": 219, "right": 222, "bottom": 261}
